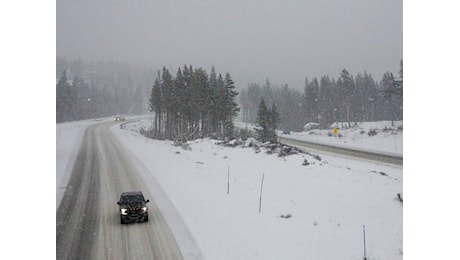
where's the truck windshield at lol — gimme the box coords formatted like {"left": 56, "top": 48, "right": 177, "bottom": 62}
{"left": 122, "top": 195, "right": 144, "bottom": 203}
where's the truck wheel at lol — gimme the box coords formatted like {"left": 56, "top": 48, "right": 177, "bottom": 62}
{"left": 120, "top": 216, "right": 125, "bottom": 224}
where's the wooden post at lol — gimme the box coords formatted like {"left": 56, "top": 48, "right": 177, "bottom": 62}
{"left": 227, "top": 166, "right": 230, "bottom": 195}
{"left": 259, "top": 173, "right": 265, "bottom": 213}
{"left": 363, "top": 225, "right": 367, "bottom": 260}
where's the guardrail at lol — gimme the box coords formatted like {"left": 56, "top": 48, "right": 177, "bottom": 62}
{"left": 279, "top": 135, "right": 403, "bottom": 166}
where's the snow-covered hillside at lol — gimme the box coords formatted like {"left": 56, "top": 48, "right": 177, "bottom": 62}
{"left": 56, "top": 117, "right": 403, "bottom": 259}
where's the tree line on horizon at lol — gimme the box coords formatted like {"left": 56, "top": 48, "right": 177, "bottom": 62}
{"left": 240, "top": 60, "right": 403, "bottom": 132}
{"left": 56, "top": 57, "right": 403, "bottom": 141}
{"left": 56, "top": 58, "right": 152, "bottom": 122}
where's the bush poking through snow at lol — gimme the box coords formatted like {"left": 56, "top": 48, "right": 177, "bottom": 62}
{"left": 305, "top": 152, "right": 322, "bottom": 161}
{"left": 302, "top": 159, "right": 310, "bottom": 166}
{"left": 368, "top": 129, "right": 377, "bottom": 136}
{"left": 217, "top": 138, "right": 320, "bottom": 162}
{"left": 278, "top": 145, "right": 299, "bottom": 157}
{"left": 371, "top": 170, "right": 388, "bottom": 176}
{"left": 280, "top": 213, "right": 292, "bottom": 219}
{"left": 216, "top": 138, "right": 243, "bottom": 147}
{"left": 397, "top": 193, "right": 403, "bottom": 204}
{"left": 245, "top": 137, "right": 257, "bottom": 147}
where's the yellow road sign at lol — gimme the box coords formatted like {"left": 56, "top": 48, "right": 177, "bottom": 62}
{"left": 333, "top": 128, "right": 339, "bottom": 135}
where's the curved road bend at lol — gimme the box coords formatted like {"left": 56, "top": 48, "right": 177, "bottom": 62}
{"left": 278, "top": 135, "right": 403, "bottom": 166}
{"left": 56, "top": 122, "right": 184, "bottom": 260}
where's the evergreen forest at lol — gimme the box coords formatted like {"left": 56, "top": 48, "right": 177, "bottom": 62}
{"left": 57, "top": 57, "right": 402, "bottom": 141}
{"left": 240, "top": 61, "right": 403, "bottom": 132}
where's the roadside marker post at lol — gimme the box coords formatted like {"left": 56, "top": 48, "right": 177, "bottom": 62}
{"left": 258, "top": 173, "right": 265, "bottom": 213}
{"left": 363, "top": 225, "right": 367, "bottom": 260}
{"left": 227, "top": 166, "right": 230, "bottom": 195}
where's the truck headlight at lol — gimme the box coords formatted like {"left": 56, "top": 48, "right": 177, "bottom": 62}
{"left": 142, "top": 207, "right": 148, "bottom": 212}
{"left": 121, "top": 208, "right": 127, "bottom": 215}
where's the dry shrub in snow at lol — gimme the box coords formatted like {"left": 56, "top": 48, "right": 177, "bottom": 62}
{"left": 367, "top": 129, "right": 377, "bottom": 136}
{"left": 302, "top": 159, "right": 309, "bottom": 166}
{"left": 280, "top": 213, "right": 292, "bottom": 219}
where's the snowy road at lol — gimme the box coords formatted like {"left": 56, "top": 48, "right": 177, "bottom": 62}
{"left": 278, "top": 135, "right": 403, "bottom": 166}
{"left": 56, "top": 122, "right": 183, "bottom": 259}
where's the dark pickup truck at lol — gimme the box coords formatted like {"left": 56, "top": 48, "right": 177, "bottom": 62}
{"left": 117, "top": 191, "right": 150, "bottom": 224}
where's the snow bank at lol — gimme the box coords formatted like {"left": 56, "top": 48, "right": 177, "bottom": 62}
{"left": 112, "top": 120, "right": 403, "bottom": 259}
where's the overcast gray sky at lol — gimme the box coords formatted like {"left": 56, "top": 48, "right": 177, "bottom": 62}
{"left": 57, "top": 0, "right": 402, "bottom": 89}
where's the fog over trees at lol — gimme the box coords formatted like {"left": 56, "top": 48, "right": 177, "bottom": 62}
{"left": 240, "top": 61, "right": 403, "bottom": 132}
{"left": 57, "top": 57, "right": 402, "bottom": 140}
{"left": 56, "top": 58, "right": 154, "bottom": 122}
{"left": 56, "top": 0, "right": 402, "bottom": 142}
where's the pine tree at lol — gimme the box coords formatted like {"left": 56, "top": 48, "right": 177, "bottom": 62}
{"left": 149, "top": 77, "right": 162, "bottom": 138}
{"left": 304, "top": 77, "right": 320, "bottom": 123}
{"left": 256, "top": 98, "right": 270, "bottom": 142}
{"left": 191, "top": 68, "right": 210, "bottom": 137}
{"left": 174, "top": 67, "right": 186, "bottom": 137}
{"left": 182, "top": 65, "right": 194, "bottom": 135}
{"left": 247, "top": 83, "right": 262, "bottom": 123}
{"left": 279, "top": 85, "right": 292, "bottom": 131}
{"left": 337, "top": 69, "right": 355, "bottom": 126}
{"left": 268, "top": 103, "right": 280, "bottom": 142}
{"left": 239, "top": 88, "right": 250, "bottom": 122}
{"left": 56, "top": 71, "right": 72, "bottom": 122}
{"left": 208, "top": 66, "right": 219, "bottom": 134}
{"left": 222, "top": 73, "right": 240, "bottom": 137}
{"left": 383, "top": 60, "right": 403, "bottom": 98}
{"left": 318, "top": 76, "right": 334, "bottom": 126}
{"left": 354, "top": 71, "right": 379, "bottom": 122}
{"left": 380, "top": 69, "right": 403, "bottom": 123}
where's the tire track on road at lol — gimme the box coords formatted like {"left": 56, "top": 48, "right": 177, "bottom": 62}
{"left": 56, "top": 127, "right": 100, "bottom": 260}
{"left": 57, "top": 122, "right": 184, "bottom": 260}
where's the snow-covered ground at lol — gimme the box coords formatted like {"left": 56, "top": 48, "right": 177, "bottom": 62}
{"left": 235, "top": 121, "right": 403, "bottom": 157}
{"left": 56, "top": 117, "right": 403, "bottom": 259}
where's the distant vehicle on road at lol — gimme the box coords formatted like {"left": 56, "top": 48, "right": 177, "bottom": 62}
{"left": 114, "top": 115, "right": 125, "bottom": 121}
{"left": 117, "top": 191, "right": 150, "bottom": 224}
